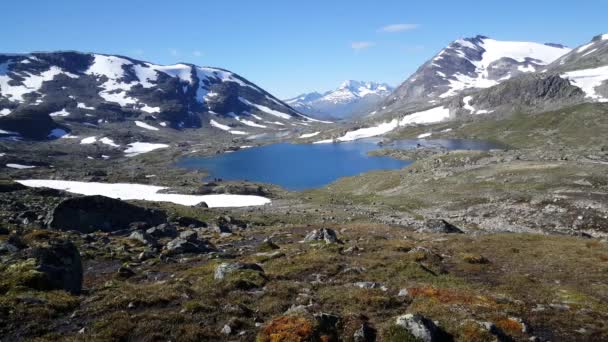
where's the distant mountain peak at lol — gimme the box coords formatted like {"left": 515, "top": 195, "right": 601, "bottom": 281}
{"left": 285, "top": 81, "right": 393, "bottom": 120}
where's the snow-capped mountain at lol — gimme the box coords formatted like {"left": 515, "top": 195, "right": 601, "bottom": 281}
{"left": 0, "top": 51, "right": 320, "bottom": 139}
{"left": 453, "top": 33, "right": 608, "bottom": 117}
{"left": 549, "top": 33, "right": 608, "bottom": 103}
{"left": 382, "top": 35, "right": 571, "bottom": 112}
{"left": 285, "top": 81, "right": 393, "bottom": 120}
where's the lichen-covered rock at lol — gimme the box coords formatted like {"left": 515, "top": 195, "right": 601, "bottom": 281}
{"left": 424, "top": 219, "right": 464, "bottom": 234}
{"left": 390, "top": 313, "right": 446, "bottom": 342}
{"left": 47, "top": 195, "right": 167, "bottom": 233}
{"left": 214, "top": 262, "right": 264, "bottom": 280}
{"left": 304, "top": 228, "right": 341, "bottom": 244}
{"left": 1, "top": 236, "right": 83, "bottom": 294}
{"left": 164, "top": 232, "right": 215, "bottom": 256}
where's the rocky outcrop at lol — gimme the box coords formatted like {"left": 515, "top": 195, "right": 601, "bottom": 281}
{"left": 303, "top": 228, "right": 342, "bottom": 244}
{"left": 47, "top": 195, "right": 167, "bottom": 233}
{"left": 452, "top": 74, "right": 586, "bottom": 117}
{"left": 425, "top": 219, "right": 464, "bottom": 234}
{"left": 1, "top": 234, "right": 82, "bottom": 294}
{"left": 392, "top": 313, "right": 450, "bottom": 342}
{"left": 0, "top": 104, "right": 68, "bottom": 140}
{"left": 163, "top": 230, "right": 215, "bottom": 256}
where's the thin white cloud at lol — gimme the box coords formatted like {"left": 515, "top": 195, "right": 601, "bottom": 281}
{"left": 169, "top": 48, "right": 179, "bottom": 57}
{"left": 351, "top": 41, "right": 375, "bottom": 51}
{"left": 192, "top": 50, "right": 204, "bottom": 57}
{"left": 378, "top": 23, "right": 419, "bottom": 33}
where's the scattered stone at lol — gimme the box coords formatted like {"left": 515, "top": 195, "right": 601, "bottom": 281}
{"left": 146, "top": 224, "right": 177, "bottom": 238}
{"left": 214, "top": 262, "right": 265, "bottom": 280}
{"left": 257, "top": 238, "right": 280, "bottom": 252}
{"left": 195, "top": 201, "right": 209, "bottom": 208}
{"left": 128, "top": 231, "right": 157, "bottom": 247}
{"left": 353, "top": 323, "right": 376, "bottom": 342}
{"left": 398, "top": 289, "right": 410, "bottom": 297}
{"left": 138, "top": 250, "right": 155, "bottom": 261}
{"left": 164, "top": 233, "right": 215, "bottom": 256}
{"left": 116, "top": 266, "right": 135, "bottom": 279}
{"left": 47, "top": 195, "right": 167, "bottom": 233}
{"left": 303, "top": 228, "right": 342, "bottom": 244}
{"left": 394, "top": 313, "right": 446, "bottom": 342}
{"left": 354, "top": 282, "right": 387, "bottom": 291}
{"left": 255, "top": 251, "right": 286, "bottom": 262}
{"left": 176, "top": 216, "right": 207, "bottom": 228}
{"left": 221, "top": 324, "right": 232, "bottom": 335}
{"left": 24, "top": 239, "right": 83, "bottom": 294}
{"left": 425, "top": 219, "right": 464, "bottom": 234}
{"left": 462, "top": 253, "right": 490, "bottom": 264}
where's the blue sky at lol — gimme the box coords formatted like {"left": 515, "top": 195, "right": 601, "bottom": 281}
{"left": 2, "top": 0, "right": 607, "bottom": 98}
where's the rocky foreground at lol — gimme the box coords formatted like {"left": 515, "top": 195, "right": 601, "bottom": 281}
{"left": 1, "top": 178, "right": 607, "bottom": 341}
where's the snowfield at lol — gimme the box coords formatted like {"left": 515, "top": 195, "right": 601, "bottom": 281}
{"left": 16, "top": 180, "right": 272, "bottom": 208}
{"left": 562, "top": 66, "right": 608, "bottom": 102}
{"left": 0, "top": 63, "right": 77, "bottom": 102}
{"left": 437, "top": 38, "right": 570, "bottom": 98}
{"left": 6, "top": 163, "right": 36, "bottom": 169}
{"left": 124, "top": 142, "right": 169, "bottom": 157}
{"left": 315, "top": 106, "right": 451, "bottom": 143}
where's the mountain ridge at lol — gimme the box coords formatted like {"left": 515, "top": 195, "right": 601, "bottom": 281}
{"left": 0, "top": 51, "right": 322, "bottom": 140}
{"left": 380, "top": 35, "right": 571, "bottom": 113}
{"left": 285, "top": 80, "right": 393, "bottom": 120}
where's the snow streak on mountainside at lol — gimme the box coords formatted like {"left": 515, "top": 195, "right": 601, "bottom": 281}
{"left": 550, "top": 33, "right": 608, "bottom": 102}
{"left": 315, "top": 106, "right": 450, "bottom": 144}
{"left": 383, "top": 36, "right": 571, "bottom": 111}
{"left": 0, "top": 51, "right": 317, "bottom": 140}
{"left": 286, "top": 81, "right": 393, "bottom": 120}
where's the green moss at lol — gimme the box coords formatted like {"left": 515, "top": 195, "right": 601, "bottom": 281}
{"left": 0, "top": 259, "right": 49, "bottom": 292}
{"left": 382, "top": 324, "right": 422, "bottom": 342}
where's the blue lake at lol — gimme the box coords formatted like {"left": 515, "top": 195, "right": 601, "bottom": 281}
{"left": 176, "top": 139, "right": 501, "bottom": 191}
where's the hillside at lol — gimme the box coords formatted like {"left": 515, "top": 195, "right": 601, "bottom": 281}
{"left": 0, "top": 52, "right": 324, "bottom": 141}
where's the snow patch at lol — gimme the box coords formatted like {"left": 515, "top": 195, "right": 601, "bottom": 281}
{"left": 135, "top": 121, "right": 159, "bottom": 131}
{"left": 417, "top": 132, "right": 432, "bottom": 138}
{"left": 239, "top": 97, "right": 292, "bottom": 119}
{"left": 316, "top": 106, "right": 451, "bottom": 143}
{"left": 563, "top": 66, "right": 608, "bottom": 102}
{"left": 99, "top": 137, "right": 119, "bottom": 147}
{"left": 49, "top": 108, "right": 70, "bottom": 117}
{"left": 17, "top": 180, "right": 271, "bottom": 208}
{"left": 0, "top": 64, "right": 78, "bottom": 102}
{"left": 6, "top": 163, "right": 36, "bottom": 169}
{"left": 80, "top": 136, "right": 97, "bottom": 145}
{"left": 210, "top": 120, "right": 231, "bottom": 131}
{"left": 124, "top": 142, "right": 169, "bottom": 157}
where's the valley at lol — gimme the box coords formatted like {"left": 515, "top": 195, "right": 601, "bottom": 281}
{"left": 1, "top": 27, "right": 608, "bottom": 342}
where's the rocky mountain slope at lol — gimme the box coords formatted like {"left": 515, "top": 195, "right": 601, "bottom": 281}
{"left": 310, "top": 33, "right": 607, "bottom": 144}
{"left": 0, "top": 52, "right": 321, "bottom": 140}
{"left": 449, "top": 33, "right": 608, "bottom": 117}
{"left": 381, "top": 35, "right": 571, "bottom": 113}
{"left": 285, "top": 81, "right": 393, "bottom": 120}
